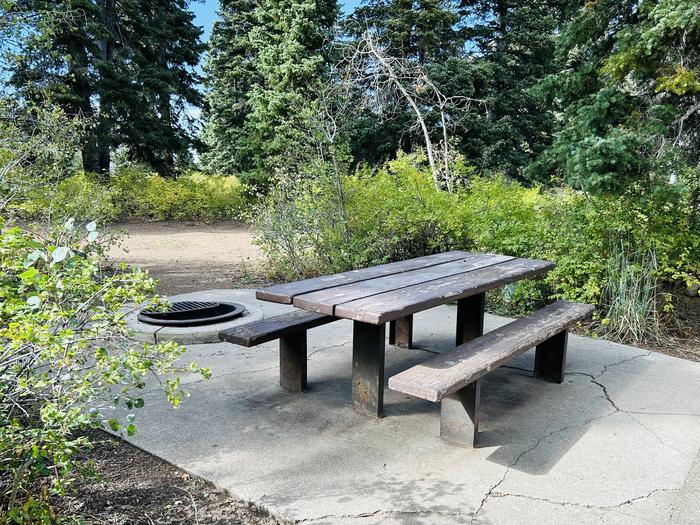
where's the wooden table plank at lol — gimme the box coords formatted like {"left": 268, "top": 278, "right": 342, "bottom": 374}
{"left": 256, "top": 250, "right": 471, "bottom": 304}
{"left": 293, "top": 253, "right": 514, "bottom": 315}
{"left": 334, "top": 258, "right": 554, "bottom": 324}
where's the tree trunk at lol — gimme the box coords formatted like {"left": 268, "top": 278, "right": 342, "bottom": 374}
{"left": 159, "top": 91, "right": 175, "bottom": 177}
{"left": 94, "top": 0, "right": 116, "bottom": 178}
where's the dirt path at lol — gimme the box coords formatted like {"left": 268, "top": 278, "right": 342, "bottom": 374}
{"left": 108, "top": 220, "right": 270, "bottom": 295}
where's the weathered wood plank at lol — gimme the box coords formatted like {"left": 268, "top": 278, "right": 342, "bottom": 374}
{"left": 292, "top": 254, "right": 513, "bottom": 314}
{"left": 387, "top": 300, "right": 594, "bottom": 402}
{"left": 218, "top": 310, "right": 336, "bottom": 347}
{"left": 256, "top": 251, "right": 471, "bottom": 304}
{"left": 335, "top": 258, "right": 555, "bottom": 324}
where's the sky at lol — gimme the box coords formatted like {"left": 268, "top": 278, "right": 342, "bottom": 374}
{"left": 191, "top": 0, "right": 364, "bottom": 42}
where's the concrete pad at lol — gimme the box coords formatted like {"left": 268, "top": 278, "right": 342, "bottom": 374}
{"left": 114, "top": 291, "right": 700, "bottom": 524}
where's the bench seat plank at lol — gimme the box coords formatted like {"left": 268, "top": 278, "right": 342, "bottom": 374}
{"left": 293, "top": 254, "right": 513, "bottom": 315}
{"left": 219, "top": 310, "right": 336, "bottom": 347}
{"left": 388, "top": 300, "right": 594, "bottom": 402}
{"left": 335, "top": 258, "right": 554, "bottom": 324}
{"left": 256, "top": 251, "right": 471, "bottom": 304}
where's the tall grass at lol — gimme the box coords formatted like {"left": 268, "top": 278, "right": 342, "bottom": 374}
{"left": 600, "top": 240, "right": 665, "bottom": 344}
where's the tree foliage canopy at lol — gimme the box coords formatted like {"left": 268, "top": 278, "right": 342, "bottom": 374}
{"left": 2, "top": 0, "right": 204, "bottom": 176}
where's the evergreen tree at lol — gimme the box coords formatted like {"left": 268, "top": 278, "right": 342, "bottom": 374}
{"left": 527, "top": 0, "right": 699, "bottom": 196}
{"left": 119, "top": 0, "right": 205, "bottom": 176}
{"left": 452, "top": 0, "right": 575, "bottom": 178}
{"left": 4, "top": 0, "right": 204, "bottom": 176}
{"left": 350, "top": 0, "right": 462, "bottom": 63}
{"left": 344, "top": 0, "right": 572, "bottom": 175}
{"left": 345, "top": 0, "right": 462, "bottom": 163}
{"left": 204, "top": 0, "right": 338, "bottom": 185}
{"left": 202, "top": 0, "right": 259, "bottom": 176}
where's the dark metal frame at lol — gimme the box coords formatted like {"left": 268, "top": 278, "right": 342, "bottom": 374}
{"left": 455, "top": 293, "right": 485, "bottom": 345}
{"left": 389, "top": 315, "right": 413, "bottom": 348}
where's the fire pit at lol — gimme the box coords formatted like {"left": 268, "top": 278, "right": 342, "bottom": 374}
{"left": 138, "top": 301, "right": 246, "bottom": 327}
{"left": 126, "top": 290, "right": 264, "bottom": 344}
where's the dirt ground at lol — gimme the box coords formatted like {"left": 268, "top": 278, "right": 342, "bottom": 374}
{"left": 108, "top": 220, "right": 272, "bottom": 296}
{"left": 57, "top": 431, "right": 279, "bottom": 525}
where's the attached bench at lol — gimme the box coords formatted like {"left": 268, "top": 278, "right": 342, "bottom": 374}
{"left": 388, "top": 300, "right": 594, "bottom": 447}
{"left": 219, "top": 310, "right": 337, "bottom": 392}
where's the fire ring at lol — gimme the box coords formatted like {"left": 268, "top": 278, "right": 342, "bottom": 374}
{"left": 137, "top": 301, "right": 246, "bottom": 327}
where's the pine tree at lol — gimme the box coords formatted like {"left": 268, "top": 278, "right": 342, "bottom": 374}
{"left": 204, "top": 0, "right": 339, "bottom": 186}
{"left": 202, "top": 0, "right": 259, "bottom": 176}
{"left": 527, "top": 0, "right": 700, "bottom": 196}
{"left": 350, "top": 0, "right": 461, "bottom": 63}
{"left": 345, "top": 0, "right": 462, "bottom": 162}
{"left": 4, "top": 0, "right": 205, "bottom": 176}
{"left": 8, "top": 0, "right": 105, "bottom": 173}
{"left": 453, "top": 0, "right": 574, "bottom": 178}
{"left": 119, "top": 0, "right": 205, "bottom": 176}
{"left": 345, "top": 0, "right": 573, "bottom": 176}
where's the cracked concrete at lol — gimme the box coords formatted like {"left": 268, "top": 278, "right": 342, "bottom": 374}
{"left": 115, "top": 289, "right": 700, "bottom": 524}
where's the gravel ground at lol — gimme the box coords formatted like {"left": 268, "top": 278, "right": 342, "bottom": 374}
{"left": 107, "top": 220, "right": 272, "bottom": 296}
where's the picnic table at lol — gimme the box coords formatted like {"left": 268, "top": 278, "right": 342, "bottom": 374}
{"left": 255, "top": 251, "right": 554, "bottom": 417}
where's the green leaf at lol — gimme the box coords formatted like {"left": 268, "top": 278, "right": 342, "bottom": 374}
{"left": 26, "top": 296, "right": 41, "bottom": 308}
{"left": 52, "top": 246, "right": 70, "bottom": 263}
{"left": 18, "top": 267, "right": 40, "bottom": 280}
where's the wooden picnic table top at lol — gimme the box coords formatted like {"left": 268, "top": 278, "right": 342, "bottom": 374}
{"left": 256, "top": 251, "right": 554, "bottom": 325}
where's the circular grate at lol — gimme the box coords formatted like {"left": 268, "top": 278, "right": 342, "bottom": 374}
{"left": 137, "top": 301, "right": 245, "bottom": 327}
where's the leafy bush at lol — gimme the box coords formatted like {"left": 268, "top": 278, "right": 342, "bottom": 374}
{"left": 255, "top": 152, "right": 465, "bottom": 277}
{"left": 110, "top": 168, "right": 248, "bottom": 222}
{"left": 14, "top": 172, "right": 118, "bottom": 223}
{"left": 0, "top": 219, "right": 209, "bottom": 521}
{"left": 0, "top": 103, "right": 83, "bottom": 214}
{"left": 255, "top": 153, "right": 700, "bottom": 336}
{"left": 7, "top": 166, "right": 249, "bottom": 224}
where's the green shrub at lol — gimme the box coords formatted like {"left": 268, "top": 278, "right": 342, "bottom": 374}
{"left": 114, "top": 168, "right": 249, "bottom": 222}
{"left": 14, "top": 172, "right": 118, "bottom": 223}
{"left": 255, "top": 154, "right": 700, "bottom": 337}
{"left": 7, "top": 164, "right": 249, "bottom": 224}
{"left": 0, "top": 218, "right": 209, "bottom": 521}
{"left": 254, "top": 152, "right": 462, "bottom": 278}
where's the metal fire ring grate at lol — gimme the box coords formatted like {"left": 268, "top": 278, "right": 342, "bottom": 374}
{"left": 137, "top": 301, "right": 246, "bottom": 327}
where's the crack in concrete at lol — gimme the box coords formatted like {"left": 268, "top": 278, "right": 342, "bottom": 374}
{"left": 595, "top": 352, "right": 651, "bottom": 379}
{"left": 569, "top": 369, "right": 693, "bottom": 459}
{"left": 298, "top": 508, "right": 468, "bottom": 523}
{"left": 471, "top": 352, "right": 659, "bottom": 523}
{"left": 490, "top": 486, "right": 678, "bottom": 521}
{"left": 471, "top": 406, "right": 619, "bottom": 523}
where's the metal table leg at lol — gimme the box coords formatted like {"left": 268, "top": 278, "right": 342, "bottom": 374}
{"left": 389, "top": 314, "right": 413, "bottom": 348}
{"left": 456, "top": 292, "right": 485, "bottom": 345}
{"left": 352, "top": 321, "right": 386, "bottom": 417}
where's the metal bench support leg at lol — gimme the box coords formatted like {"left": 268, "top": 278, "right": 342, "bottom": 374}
{"left": 279, "top": 332, "right": 307, "bottom": 392}
{"left": 534, "top": 329, "right": 568, "bottom": 384}
{"left": 456, "top": 293, "right": 485, "bottom": 346}
{"left": 440, "top": 379, "right": 481, "bottom": 447}
{"left": 389, "top": 315, "right": 413, "bottom": 348}
{"left": 352, "top": 321, "right": 386, "bottom": 418}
